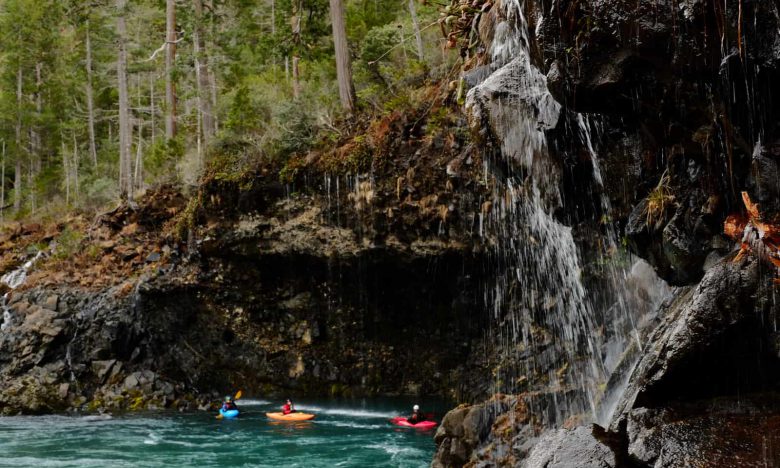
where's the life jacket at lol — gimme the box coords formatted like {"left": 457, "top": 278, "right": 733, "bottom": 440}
{"left": 282, "top": 403, "right": 292, "bottom": 414}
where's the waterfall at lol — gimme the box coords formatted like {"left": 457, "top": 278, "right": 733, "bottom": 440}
{"left": 0, "top": 250, "right": 44, "bottom": 290}
{"left": 1, "top": 294, "right": 12, "bottom": 332}
{"left": 468, "top": 0, "right": 669, "bottom": 427}
{"left": 1, "top": 250, "right": 46, "bottom": 332}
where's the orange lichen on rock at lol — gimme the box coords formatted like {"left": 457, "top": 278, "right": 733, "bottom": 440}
{"left": 725, "top": 192, "right": 780, "bottom": 277}
{"left": 724, "top": 213, "right": 748, "bottom": 241}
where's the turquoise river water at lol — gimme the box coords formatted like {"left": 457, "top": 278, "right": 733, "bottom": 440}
{"left": 0, "top": 397, "right": 444, "bottom": 467}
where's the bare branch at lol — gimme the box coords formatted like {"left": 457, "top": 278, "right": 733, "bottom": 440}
{"left": 143, "top": 30, "right": 186, "bottom": 62}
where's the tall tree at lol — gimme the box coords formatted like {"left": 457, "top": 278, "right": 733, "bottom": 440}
{"left": 328, "top": 0, "right": 355, "bottom": 113}
{"left": 165, "top": 0, "right": 177, "bottom": 140}
{"left": 116, "top": 0, "right": 132, "bottom": 198}
{"left": 193, "top": 0, "right": 214, "bottom": 154}
{"left": 291, "top": 0, "right": 302, "bottom": 99}
{"left": 14, "top": 65, "right": 23, "bottom": 213}
{"left": 84, "top": 20, "right": 98, "bottom": 168}
{"left": 408, "top": 0, "right": 424, "bottom": 61}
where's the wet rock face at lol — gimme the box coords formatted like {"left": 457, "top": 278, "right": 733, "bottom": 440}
{"left": 0, "top": 286, "right": 182, "bottom": 415}
{"left": 523, "top": 426, "right": 616, "bottom": 468}
{"left": 0, "top": 107, "right": 500, "bottom": 413}
{"left": 538, "top": 0, "right": 780, "bottom": 285}
{"left": 0, "top": 234, "right": 490, "bottom": 414}
{"left": 748, "top": 141, "right": 780, "bottom": 219}
{"left": 609, "top": 256, "right": 777, "bottom": 420}
{"left": 432, "top": 395, "right": 514, "bottom": 468}
{"left": 626, "top": 400, "right": 780, "bottom": 467}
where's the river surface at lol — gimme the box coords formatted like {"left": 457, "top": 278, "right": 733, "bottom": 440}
{"left": 0, "top": 397, "right": 443, "bottom": 467}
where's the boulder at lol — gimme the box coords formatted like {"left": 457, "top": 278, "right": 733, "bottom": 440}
{"left": 432, "top": 397, "right": 512, "bottom": 467}
{"left": 465, "top": 56, "right": 561, "bottom": 173}
{"left": 41, "top": 295, "right": 59, "bottom": 311}
{"left": 609, "top": 256, "right": 763, "bottom": 429}
{"left": 91, "top": 360, "right": 117, "bottom": 383}
{"left": 523, "top": 426, "right": 616, "bottom": 468}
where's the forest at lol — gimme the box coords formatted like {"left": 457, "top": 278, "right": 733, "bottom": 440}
{"left": 0, "top": 0, "right": 455, "bottom": 219}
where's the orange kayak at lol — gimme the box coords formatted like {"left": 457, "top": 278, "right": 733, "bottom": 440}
{"left": 266, "top": 412, "right": 316, "bottom": 421}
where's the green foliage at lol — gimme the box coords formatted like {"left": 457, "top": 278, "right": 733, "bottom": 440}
{"left": 225, "top": 85, "right": 271, "bottom": 135}
{"left": 53, "top": 227, "right": 84, "bottom": 260}
{"left": 271, "top": 102, "right": 317, "bottom": 158}
{"left": 148, "top": 139, "right": 185, "bottom": 180}
{"left": 0, "top": 0, "right": 447, "bottom": 219}
{"left": 83, "top": 176, "right": 119, "bottom": 208}
{"left": 207, "top": 137, "right": 259, "bottom": 182}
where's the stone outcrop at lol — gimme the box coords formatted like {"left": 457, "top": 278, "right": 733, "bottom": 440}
{"left": 433, "top": 0, "right": 780, "bottom": 465}
{"left": 0, "top": 103, "right": 501, "bottom": 415}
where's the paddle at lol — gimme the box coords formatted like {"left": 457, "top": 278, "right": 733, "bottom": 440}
{"left": 216, "top": 389, "right": 243, "bottom": 419}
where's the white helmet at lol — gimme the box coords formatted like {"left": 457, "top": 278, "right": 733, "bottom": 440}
{"left": 413, "top": 405, "right": 419, "bottom": 411}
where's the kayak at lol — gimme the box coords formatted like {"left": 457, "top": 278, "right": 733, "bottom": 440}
{"left": 390, "top": 417, "right": 437, "bottom": 429}
{"left": 266, "top": 412, "right": 316, "bottom": 421}
{"left": 218, "top": 409, "right": 240, "bottom": 419}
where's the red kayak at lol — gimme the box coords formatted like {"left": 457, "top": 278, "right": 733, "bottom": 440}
{"left": 390, "top": 417, "right": 438, "bottom": 430}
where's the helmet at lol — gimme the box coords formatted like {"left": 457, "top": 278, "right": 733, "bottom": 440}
{"left": 225, "top": 396, "right": 232, "bottom": 402}
{"left": 413, "top": 405, "right": 419, "bottom": 411}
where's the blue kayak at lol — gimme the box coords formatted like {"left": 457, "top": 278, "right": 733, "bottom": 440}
{"left": 218, "top": 409, "right": 239, "bottom": 419}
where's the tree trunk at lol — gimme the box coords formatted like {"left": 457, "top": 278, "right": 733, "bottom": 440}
{"left": 408, "top": 0, "right": 424, "bottom": 61}
{"left": 33, "top": 63, "right": 42, "bottom": 160}
{"left": 14, "top": 65, "right": 22, "bottom": 213}
{"left": 291, "top": 0, "right": 302, "bottom": 98}
{"left": 165, "top": 0, "right": 177, "bottom": 140}
{"left": 206, "top": 0, "right": 219, "bottom": 133}
{"left": 209, "top": 70, "right": 218, "bottom": 133}
{"left": 85, "top": 21, "right": 98, "bottom": 168}
{"left": 61, "top": 133, "right": 70, "bottom": 206}
{"left": 31, "top": 62, "right": 42, "bottom": 210}
{"left": 116, "top": 0, "right": 132, "bottom": 199}
{"left": 27, "top": 150, "right": 36, "bottom": 215}
{"left": 1, "top": 141, "right": 5, "bottom": 221}
{"left": 72, "top": 131, "right": 80, "bottom": 200}
{"left": 135, "top": 76, "right": 144, "bottom": 190}
{"left": 328, "top": 0, "right": 355, "bottom": 113}
{"left": 135, "top": 124, "right": 143, "bottom": 191}
{"left": 194, "top": 0, "right": 214, "bottom": 152}
{"left": 271, "top": 0, "right": 276, "bottom": 34}
{"left": 292, "top": 55, "right": 301, "bottom": 99}
{"left": 150, "top": 72, "right": 156, "bottom": 143}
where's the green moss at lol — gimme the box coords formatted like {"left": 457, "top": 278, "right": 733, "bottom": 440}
{"left": 173, "top": 194, "right": 203, "bottom": 242}
{"left": 279, "top": 155, "right": 308, "bottom": 184}
{"left": 86, "top": 399, "right": 104, "bottom": 412}
{"left": 345, "top": 135, "right": 373, "bottom": 173}
{"left": 129, "top": 396, "right": 146, "bottom": 411}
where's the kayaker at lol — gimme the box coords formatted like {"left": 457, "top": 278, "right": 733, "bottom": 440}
{"left": 282, "top": 398, "right": 296, "bottom": 415}
{"left": 408, "top": 404, "right": 426, "bottom": 424}
{"left": 222, "top": 395, "right": 238, "bottom": 412}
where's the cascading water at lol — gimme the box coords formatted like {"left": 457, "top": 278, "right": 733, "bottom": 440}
{"left": 0, "top": 250, "right": 45, "bottom": 332}
{"left": 0, "top": 250, "right": 44, "bottom": 290}
{"left": 468, "top": 0, "right": 669, "bottom": 428}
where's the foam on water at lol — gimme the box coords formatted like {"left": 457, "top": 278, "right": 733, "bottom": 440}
{"left": 293, "top": 405, "right": 397, "bottom": 419}
{"left": 236, "top": 399, "right": 271, "bottom": 406}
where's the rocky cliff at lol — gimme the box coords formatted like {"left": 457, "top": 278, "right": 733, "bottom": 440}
{"left": 0, "top": 102, "right": 501, "bottom": 414}
{"left": 432, "top": 0, "right": 780, "bottom": 466}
